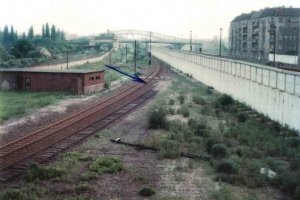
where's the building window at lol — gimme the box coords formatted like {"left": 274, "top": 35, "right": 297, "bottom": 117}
{"left": 96, "top": 76, "right": 100, "bottom": 80}
{"left": 89, "top": 77, "right": 94, "bottom": 81}
{"left": 25, "top": 78, "right": 31, "bottom": 90}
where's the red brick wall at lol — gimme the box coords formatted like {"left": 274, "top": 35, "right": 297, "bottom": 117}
{"left": 83, "top": 72, "right": 104, "bottom": 87}
{"left": 17, "top": 71, "right": 104, "bottom": 94}
{"left": 18, "top": 72, "right": 84, "bottom": 93}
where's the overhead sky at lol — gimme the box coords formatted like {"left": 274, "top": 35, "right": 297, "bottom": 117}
{"left": 1, "top": 0, "right": 300, "bottom": 40}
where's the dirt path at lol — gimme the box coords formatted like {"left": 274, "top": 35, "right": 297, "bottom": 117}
{"left": 31, "top": 52, "right": 109, "bottom": 70}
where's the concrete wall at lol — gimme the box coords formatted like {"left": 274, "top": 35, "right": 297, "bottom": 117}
{"left": 152, "top": 47, "right": 300, "bottom": 132}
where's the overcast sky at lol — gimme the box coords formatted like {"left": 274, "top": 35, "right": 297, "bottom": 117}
{"left": 1, "top": 0, "right": 300, "bottom": 40}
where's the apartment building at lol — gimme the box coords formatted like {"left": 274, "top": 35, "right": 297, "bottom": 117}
{"left": 229, "top": 7, "right": 300, "bottom": 65}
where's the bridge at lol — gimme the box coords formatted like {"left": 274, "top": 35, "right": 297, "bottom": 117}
{"left": 88, "top": 29, "right": 202, "bottom": 50}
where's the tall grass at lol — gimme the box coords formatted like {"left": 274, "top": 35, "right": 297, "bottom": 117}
{"left": 0, "top": 91, "right": 70, "bottom": 123}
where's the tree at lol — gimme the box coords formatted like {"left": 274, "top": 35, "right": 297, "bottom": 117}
{"left": 61, "top": 31, "right": 65, "bottom": 40}
{"left": 2, "top": 25, "right": 10, "bottom": 49}
{"left": 28, "top": 26, "right": 34, "bottom": 40}
{"left": 22, "top": 32, "right": 26, "bottom": 39}
{"left": 50, "top": 25, "right": 56, "bottom": 40}
{"left": 56, "top": 28, "right": 60, "bottom": 40}
{"left": 10, "top": 39, "right": 34, "bottom": 58}
{"left": 10, "top": 25, "right": 16, "bottom": 46}
{"left": 45, "top": 23, "right": 50, "bottom": 38}
{"left": 42, "top": 25, "right": 45, "bottom": 38}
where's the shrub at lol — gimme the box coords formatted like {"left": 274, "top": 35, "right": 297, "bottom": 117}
{"left": 169, "top": 98, "right": 175, "bottom": 105}
{"left": 1, "top": 189, "right": 28, "bottom": 200}
{"left": 193, "top": 95, "right": 206, "bottom": 105}
{"left": 217, "top": 159, "right": 240, "bottom": 174}
{"left": 211, "top": 186, "right": 235, "bottom": 200}
{"left": 201, "top": 106, "right": 210, "bottom": 115}
{"left": 205, "top": 137, "right": 220, "bottom": 153}
{"left": 211, "top": 144, "right": 228, "bottom": 158}
{"left": 89, "top": 157, "right": 123, "bottom": 174}
{"left": 79, "top": 172, "right": 98, "bottom": 181}
{"left": 181, "top": 106, "right": 190, "bottom": 117}
{"left": 159, "top": 139, "right": 180, "bottom": 158}
{"left": 104, "top": 82, "right": 110, "bottom": 89}
{"left": 75, "top": 182, "right": 91, "bottom": 193}
{"left": 238, "top": 113, "right": 247, "bottom": 123}
{"left": 148, "top": 107, "right": 168, "bottom": 129}
{"left": 217, "top": 94, "right": 233, "bottom": 107}
{"left": 139, "top": 185, "right": 156, "bottom": 197}
{"left": 206, "top": 86, "right": 214, "bottom": 94}
{"left": 24, "top": 162, "right": 65, "bottom": 182}
{"left": 178, "top": 95, "right": 185, "bottom": 105}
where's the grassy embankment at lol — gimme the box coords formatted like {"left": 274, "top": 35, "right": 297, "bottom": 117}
{"left": 0, "top": 91, "right": 73, "bottom": 123}
{"left": 145, "top": 67, "right": 300, "bottom": 200}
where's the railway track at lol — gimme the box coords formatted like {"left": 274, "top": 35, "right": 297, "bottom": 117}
{"left": 0, "top": 61, "right": 162, "bottom": 184}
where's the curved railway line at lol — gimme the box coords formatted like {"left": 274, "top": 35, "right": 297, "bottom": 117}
{"left": 0, "top": 59, "right": 163, "bottom": 184}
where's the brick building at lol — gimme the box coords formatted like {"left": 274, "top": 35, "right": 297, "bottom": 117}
{"left": 0, "top": 68, "right": 105, "bottom": 94}
{"left": 229, "top": 7, "right": 300, "bottom": 65}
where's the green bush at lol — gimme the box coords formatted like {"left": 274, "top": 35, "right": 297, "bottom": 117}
{"left": 89, "top": 157, "right": 123, "bottom": 174}
{"left": 24, "top": 162, "right": 65, "bottom": 182}
{"left": 205, "top": 137, "right": 220, "bottom": 153}
{"left": 148, "top": 107, "right": 168, "bottom": 129}
{"left": 138, "top": 185, "right": 156, "bottom": 197}
{"left": 169, "top": 98, "right": 175, "bottom": 105}
{"left": 238, "top": 113, "right": 247, "bottom": 123}
{"left": 79, "top": 172, "right": 98, "bottom": 181}
{"left": 178, "top": 95, "right": 185, "bottom": 105}
{"left": 217, "top": 94, "right": 233, "bottom": 107}
{"left": 181, "top": 106, "right": 190, "bottom": 118}
{"left": 193, "top": 95, "right": 206, "bottom": 105}
{"left": 217, "top": 159, "right": 240, "bottom": 174}
{"left": 211, "top": 144, "right": 228, "bottom": 158}
{"left": 75, "top": 182, "right": 91, "bottom": 193}
{"left": 159, "top": 139, "right": 180, "bottom": 158}
{"left": 206, "top": 86, "right": 214, "bottom": 94}
{"left": 1, "top": 189, "right": 28, "bottom": 200}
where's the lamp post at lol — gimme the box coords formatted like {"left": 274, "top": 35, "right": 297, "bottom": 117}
{"left": 149, "top": 31, "right": 152, "bottom": 66}
{"left": 190, "top": 30, "right": 192, "bottom": 52}
{"left": 219, "top": 28, "right": 223, "bottom": 57}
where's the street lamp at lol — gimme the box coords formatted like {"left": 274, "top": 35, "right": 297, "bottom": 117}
{"left": 190, "top": 30, "right": 192, "bottom": 52}
{"left": 219, "top": 28, "right": 223, "bottom": 57}
{"left": 269, "top": 24, "right": 276, "bottom": 67}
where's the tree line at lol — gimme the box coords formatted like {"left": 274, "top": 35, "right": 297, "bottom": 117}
{"left": 0, "top": 23, "right": 65, "bottom": 50}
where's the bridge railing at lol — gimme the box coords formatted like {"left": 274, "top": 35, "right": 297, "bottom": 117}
{"left": 153, "top": 47, "right": 300, "bottom": 97}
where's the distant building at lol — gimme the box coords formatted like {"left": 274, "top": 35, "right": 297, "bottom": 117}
{"left": 229, "top": 7, "right": 300, "bottom": 65}
{"left": 0, "top": 69, "right": 105, "bottom": 94}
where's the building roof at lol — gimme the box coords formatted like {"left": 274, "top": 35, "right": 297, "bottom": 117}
{"left": 232, "top": 7, "right": 300, "bottom": 23}
{"left": 0, "top": 68, "right": 104, "bottom": 74}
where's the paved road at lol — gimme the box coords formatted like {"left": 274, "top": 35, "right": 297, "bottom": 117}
{"left": 31, "top": 52, "right": 109, "bottom": 70}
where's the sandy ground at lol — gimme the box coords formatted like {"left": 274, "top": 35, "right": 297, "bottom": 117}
{"left": 30, "top": 52, "right": 109, "bottom": 70}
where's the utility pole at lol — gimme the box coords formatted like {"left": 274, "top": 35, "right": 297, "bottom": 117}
{"left": 219, "top": 28, "right": 222, "bottom": 57}
{"left": 109, "top": 48, "right": 112, "bottom": 65}
{"left": 125, "top": 44, "right": 128, "bottom": 64}
{"left": 190, "top": 30, "right": 192, "bottom": 52}
{"left": 134, "top": 40, "right": 137, "bottom": 74}
{"left": 273, "top": 25, "right": 276, "bottom": 67}
{"left": 66, "top": 51, "right": 69, "bottom": 69}
{"left": 149, "top": 31, "right": 152, "bottom": 66}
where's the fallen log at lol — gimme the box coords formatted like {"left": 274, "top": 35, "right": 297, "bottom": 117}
{"left": 109, "top": 138, "right": 210, "bottom": 161}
